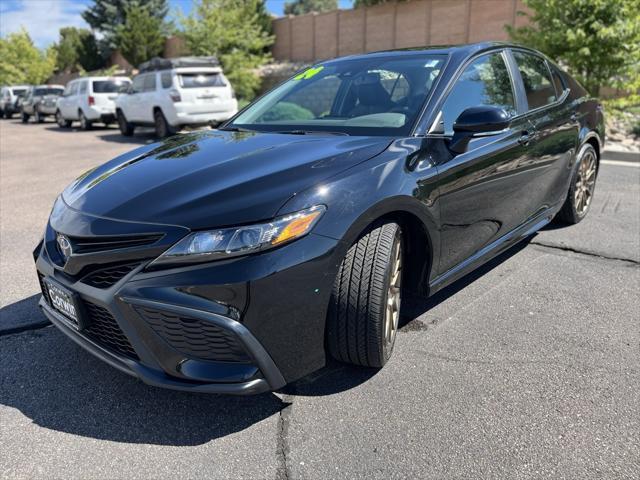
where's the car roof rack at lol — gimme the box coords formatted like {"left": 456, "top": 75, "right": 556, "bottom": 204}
{"left": 138, "top": 56, "right": 220, "bottom": 72}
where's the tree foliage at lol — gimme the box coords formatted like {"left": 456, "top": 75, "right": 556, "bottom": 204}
{"left": 0, "top": 30, "right": 57, "bottom": 85}
{"left": 55, "top": 27, "right": 103, "bottom": 73}
{"left": 506, "top": 0, "right": 640, "bottom": 96}
{"left": 180, "top": 0, "right": 274, "bottom": 101}
{"left": 115, "top": 5, "right": 166, "bottom": 67}
{"left": 283, "top": 0, "right": 337, "bottom": 15}
{"left": 82, "top": 0, "right": 169, "bottom": 51}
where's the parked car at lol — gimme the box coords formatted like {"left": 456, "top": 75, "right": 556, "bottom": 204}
{"left": 0, "top": 85, "right": 29, "bottom": 118}
{"left": 34, "top": 43, "right": 603, "bottom": 395}
{"left": 20, "top": 84, "right": 65, "bottom": 123}
{"left": 56, "top": 76, "right": 131, "bottom": 130}
{"left": 115, "top": 56, "right": 238, "bottom": 138}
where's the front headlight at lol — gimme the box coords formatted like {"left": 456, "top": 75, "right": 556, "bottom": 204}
{"left": 151, "top": 205, "right": 326, "bottom": 267}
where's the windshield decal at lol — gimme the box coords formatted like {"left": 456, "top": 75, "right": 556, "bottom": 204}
{"left": 294, "top": 65, "right": 324, "bottom": 80}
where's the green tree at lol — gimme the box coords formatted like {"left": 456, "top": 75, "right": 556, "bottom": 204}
{"left": 55, "top": 27, "right": 103, "bottom": 73}
{"left": 0, "top": 30, "right": 57, "bottom": 84}
{"left": 115, "top": 5, "right": 166, "bottom": 67}
{"left": 82, "top": 0, "right": 169, "bottom": 51}
{"left": 506, "top": 0, "right": 640, "bottom": 96}
{"left": 283, "top": 0, "right": 337, "bottom": 15}
{"left": 180, "top": 0, "right": 274, "bottom": 101}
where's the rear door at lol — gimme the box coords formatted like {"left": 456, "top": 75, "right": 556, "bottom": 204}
{"left": 176, "top": 70, "right": 234, "bottom": 114}
{"left": 430, "top": 50, "right": 538, "bottom": 276}
{"left": 140, "top": 73, "right": 158, "bottom": 122}
{"left": 508, "top": 50, "right": 579, "bottom": 210}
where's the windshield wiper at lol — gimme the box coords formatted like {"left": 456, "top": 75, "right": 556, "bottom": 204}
{"left": 275, "top": 130, "right": 349, "bottom": 136}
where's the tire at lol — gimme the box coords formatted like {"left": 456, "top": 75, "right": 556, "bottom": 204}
{"left": 34, "top": 108, "right": 43, "bottom": 123}
{"left": 0, "top": 109, "right": 4, "bottom": 119}
{"left": 79, "top": 111, "right": 92, "bottom": 130}
{"left": 154, "top": 109, "right": 174, "bottom": 139}
{"left": 557, "top": 144, "right": 598, "bottom": 224}
{"left": 327, "top": 222, "right": 403, "bottom": 368}
{"left": 56, "top": 110, "right": 71, "bottom": 128}
{"left": 21, "top": 111, "right": 29, "bottom": 123}
{"left": 117, "top": 111, "right": 134, "bottom": 136}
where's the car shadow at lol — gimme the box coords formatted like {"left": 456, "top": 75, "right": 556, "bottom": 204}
{"left": 1, "top": 235, "right": 536, "bottom": 444}
{"left": 0, "top": 294, "right": 50, "bottom": 335}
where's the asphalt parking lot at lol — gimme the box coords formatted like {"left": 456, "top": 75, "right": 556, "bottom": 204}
{"left": 1, "top": 119, "right": 639, "bottom": 479}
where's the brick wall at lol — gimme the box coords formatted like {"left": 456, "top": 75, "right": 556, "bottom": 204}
{"left": 272, "top": 0, "right": 531, "bottom": 62}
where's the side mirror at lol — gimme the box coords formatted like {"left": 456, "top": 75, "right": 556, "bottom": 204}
{"left": 450, "top": 106, "right": 511, "bottom": 154}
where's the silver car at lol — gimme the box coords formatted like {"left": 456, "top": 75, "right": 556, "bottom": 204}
{"left": 20, "top": 85, "right": 65, "bottom": 123}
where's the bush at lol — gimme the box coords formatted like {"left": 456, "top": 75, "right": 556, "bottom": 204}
{"left": 258, "top": 102, "right": 314, "bottom": 122}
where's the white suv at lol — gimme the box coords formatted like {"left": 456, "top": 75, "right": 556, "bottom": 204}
{"left": 56, "top": 76, "right": 131, "bottom": 130}
{"left": 115, "top": 57, "right": 238, "bottom": 138}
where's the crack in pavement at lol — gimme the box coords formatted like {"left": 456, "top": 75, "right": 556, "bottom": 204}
{"left": 275, "top": 393, "right": 294, "bottom": 480}
{"left": 530, "top": 241, "right": 640, "bottom": 265}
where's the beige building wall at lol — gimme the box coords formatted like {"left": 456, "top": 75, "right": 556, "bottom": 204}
{"left": 272, "top": 0, "right": 531, "bottom": 62}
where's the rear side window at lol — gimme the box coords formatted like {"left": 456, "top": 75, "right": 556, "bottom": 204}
{"left": 179, "top": 72, "right": 226, "bottom": 88}
{"left": 143, "top": 74, "right": 157, "bottom": 92}
{"left": 439, "top": 52, "right": 516, "bottom": 135}
{"left": 79, "top": 82, "right": 88, "bottom": 94}
{"left": 512, "top": 51, "right": 557, "bottom": 110}
{"left": 548, "top": 64, "right": 566, "bottom": 97}
{"left": 92, "top": 80, "right": 128, "bottom": 93}
{"left": 161, "top": 72, "right": 173, "bottom": 89}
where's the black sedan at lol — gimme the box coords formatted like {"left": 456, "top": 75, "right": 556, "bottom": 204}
{"left": 34, "top": 42, "right": 604, "bottom": 394}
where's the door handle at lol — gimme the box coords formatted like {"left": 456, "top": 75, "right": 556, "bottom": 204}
{"left": 518, "top": 131, "right": 537, "bottom": 145}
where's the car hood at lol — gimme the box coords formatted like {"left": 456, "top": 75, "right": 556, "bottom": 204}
{"left": 62, "top": 130, "right": 391, "bottom": 229}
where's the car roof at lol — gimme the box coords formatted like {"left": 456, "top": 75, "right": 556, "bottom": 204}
{"left": 70, "top": 76, "right": 130, "bottom": 82}
{"left": 321, "top": 41, "right": 532, "bottom": 63}
{"left": 34, "top": 84, "right": 65, "bottom": 89}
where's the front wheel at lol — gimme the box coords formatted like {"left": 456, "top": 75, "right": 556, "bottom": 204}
{"left": 557, "top": 144, "right": 598, "bottom": 224}
{"left": 34, "top": 108, "right": 43, "bottom": 123}
{"left": 117, "top": 111, "right": 134, "bottom": 136}
{"left": 327, "top": 222, "right": 403, "bottom": 368}
{"left": 56, "top": 110, "right": 71, "bottom": 128}
{"left": 21, "top": 111, "right": 29, "bottom": 123}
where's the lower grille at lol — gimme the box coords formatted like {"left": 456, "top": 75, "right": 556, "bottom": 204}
{"left": 135, "top": 306, "right": 250, "bottom": 363}
{"left": 83, "top": 301, "right": 139, "bottom": 360}
{"left": 81, "top": 262, "right": 141, "bottom": 289}
{"left": 38, "top": 273, "right": 50, "bottom": 304}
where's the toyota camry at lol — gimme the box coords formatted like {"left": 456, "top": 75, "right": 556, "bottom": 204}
{"left": 34, "top": 43, "right": 604, "bottom": 394}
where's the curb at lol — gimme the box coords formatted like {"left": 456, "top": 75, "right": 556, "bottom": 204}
{"left": 602, "top": 149, "right": 640, "bottom": 163}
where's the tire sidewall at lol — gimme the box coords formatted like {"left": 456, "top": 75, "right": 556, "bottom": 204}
{"left": 567, "top": 144, "right": 598, "bottom": 222}
{"left": 380, "top": 227, "right": 403, "bottom": 363}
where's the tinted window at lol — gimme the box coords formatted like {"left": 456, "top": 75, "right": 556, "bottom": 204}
{"left": 79, "top": 82, "right": 88, "bottom": 94}
{"left": 34, "top": 88, "right": 64, "bottom": 96}
{"left": 230, "top": 55, "right": 446, "bottom": 136}
{"left": 513, "top": 51, "right": 557, "bottom": 110}
{"left": 92, "top": 80, "right": 129, "bottom": 93}
{"left": 132, "top": 76, "right": 145, "bottom": 93}
{"left": 161, "top": 72, "right": 173, "bottom": 89}
{"left": 549, "top": 64, "right": 566, "bottom": 97}
{"left": 12, "top": 88, "right": 27, "bottom": 97}
{"left": 143, "top": 74, "right": 157, "bottom": 92}
{"left": 439, "top": 52, "right": 515, "bottom": 135}
{"left": 179, "top": 72, "right": 226, "bottom": 88}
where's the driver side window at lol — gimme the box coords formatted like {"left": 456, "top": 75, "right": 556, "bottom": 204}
{"left": 438, "top": 52, "right": 516, "bottom": 135}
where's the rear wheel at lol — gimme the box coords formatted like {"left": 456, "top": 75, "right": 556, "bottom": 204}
{"left": 557, "top": 144, "right": 598, "bottom": 224}
{"left": 327, "top": 222, "right": 403, "bottom": 368}
{"left": 154, "top": 109, "right": 174, "bottom": 139}
{"left": 79, "top": 111, "right": 92, "bottom": 130}
{"left": 56, "top": 110, "right": 71, "bottom": 128}
{"left": 117, "top": 111, "right": 134, "bottom": 136}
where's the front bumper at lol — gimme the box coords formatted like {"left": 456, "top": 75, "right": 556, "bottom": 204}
{"left": 34, "top": 206, "right": 340, "bottom": 394}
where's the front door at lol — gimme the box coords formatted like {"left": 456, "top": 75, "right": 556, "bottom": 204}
{"left": 431, "top": 50, "right": 538, "bottom": 277}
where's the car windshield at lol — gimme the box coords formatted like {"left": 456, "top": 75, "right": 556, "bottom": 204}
{"left": 13, "top": 88, "right": 27, "bottom": 97}
{"left": 179, "top": 72, "right": 226, "bottom": 88}
{"left": 92, "top": 80, "right": 129, "bottom": 93}
{"left": 228, "top": 54, "right": 446, "bottom": 136}
{"left": 34, "top": 88, "right": 64, "bottom": 96}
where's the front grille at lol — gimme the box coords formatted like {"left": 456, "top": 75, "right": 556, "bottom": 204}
{"left": 81, "top": 262, "right": 141, "bottom": 289}
{"left": 84, "top": 301, "right": 139, "bottom": 360}
{"left": 69, "top": 233, "right": 162, "bottom": 254}
{"left": 135, "top": 306, "right": 250, "bottom": 363}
